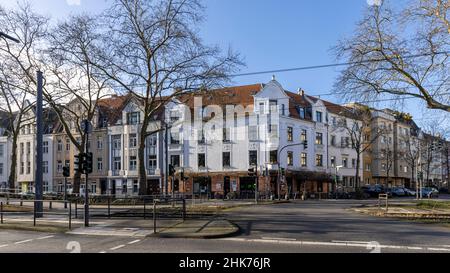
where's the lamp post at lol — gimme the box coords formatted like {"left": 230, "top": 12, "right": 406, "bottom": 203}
{"left": 334, "top": 165, "right": 343, "bottom": 200}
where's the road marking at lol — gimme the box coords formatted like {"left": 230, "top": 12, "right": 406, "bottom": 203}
{"left": 99, "top": 251, "right": 107, "bottom": 253}
{"left": 261, "top": 237, "right": 297, "bottom": 241}
{"left": 220, "top": 238, "right": 450, "bottom": 252}
{"left": 110, "top": 245, "right": 126, "bottom": 251}
{"left": 0, "top": 244, "right": 8, "bottom": 248}
{"left": 128, "top": 240, "right": 141, "bottom": 245}
{"left": 427, "top": 248, "right": 450, "bottom": 252}
{"left": 14, "top": 239, "right": 33, "bottom": 244}
{"left": 37, "top": 235, "right": 55, "bottom": 240}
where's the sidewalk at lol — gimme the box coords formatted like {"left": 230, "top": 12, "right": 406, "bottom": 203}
{"left": 353, "top": 206, "right": 450, "bottom": 219}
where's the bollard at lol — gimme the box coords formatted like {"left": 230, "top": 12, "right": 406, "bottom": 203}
{"left": 108, "top": 197, "right": 111, "bottom": 219}
{"left": 1, "top": 202, "right": 3, "bottom": 224}
{"left": 33, "top": 201, "right": 36, "bottom": 227}
{"left": 182, "top": 198, "right": 186, "bottom": 221}
{"left": 75, "top": 201, "right": 78, "bottom": 218}
{"left": 153, "top": 201, "right": 157, "bottom": 234}
{"left": 69, "top": 202, "right": 72, "bottom": 230}
{"left": 143, "top": 199, "right": 146, "bottom": 220}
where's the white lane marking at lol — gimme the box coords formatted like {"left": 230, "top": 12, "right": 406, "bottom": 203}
{"left": 37, "top": 235, "right": 55, "bottom": 240}
{"left": 99, "top": 251, "right": 107, "bottom": 253}
{"left": 128, "top": 240, "right": 141, "bottom": 245}
{"left": 110, "top": 245, "right": 126, "bottom": 251}
{"left": 0, "top": 244, "right": 9, "bottom": 248}
{"left": 220, "top": 238, "right": 450, "bottom": 252}
{"left": 427, "top": 248, "right": 450, "bottom": 252}
{"left": 14, "top": 239, "right": 33, "bottom": 244}
{"left": 261, "top": 237, "right": 296, "bottom": 241}
{"left": 332, "top": 240, "right": 371, "bottom": 244}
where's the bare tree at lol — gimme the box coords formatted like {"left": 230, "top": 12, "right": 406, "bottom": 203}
{"left": 334, "top": 0, "right": 450, "bottom": 112}
{"left": 0, "top": 3, "right": 46, "bottom": 191}
{"left": 90, "top": 0, "right": 242, "bottom": 195}
{"left": 400, "top": 131, "right": 421, "bottom": 189}
{"left": 335, "top": 104, "right": 384, "bottom": 189}
{"left": 43, "top": 15, "right": 113, "bottom": 194}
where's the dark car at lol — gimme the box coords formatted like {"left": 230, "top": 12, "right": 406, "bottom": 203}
{"left": 362, "top": 185, "right": 386, "bottom": 198}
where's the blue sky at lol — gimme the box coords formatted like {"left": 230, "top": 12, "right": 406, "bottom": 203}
{"left": 1, "top": 0, "right": 447, "bottom": 128}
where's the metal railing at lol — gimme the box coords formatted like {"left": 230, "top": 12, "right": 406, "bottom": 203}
{"left": 0, "top": 200, "right": 73, "bottom": 229}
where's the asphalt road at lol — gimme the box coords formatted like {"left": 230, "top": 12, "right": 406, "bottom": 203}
{"left": 1, "top": 199, "right": 450, "bottom": 253}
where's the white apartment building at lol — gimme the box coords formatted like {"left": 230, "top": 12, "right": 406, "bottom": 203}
{"left": 107, "top": 96, "right": 164, "bottom": 196}
{"left": 0, "top": 135, "right": 11, "bottom": 190}
{"left": 164, "top": 78, "right": 361, "bottom": 198}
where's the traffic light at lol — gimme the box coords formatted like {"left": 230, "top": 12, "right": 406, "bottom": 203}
{"left": 74, "top": 153, "right": 83, "bottom": 174}
{"left": 280, "top": 167, "right": 286, "bottom": 176}
{"left": 63, "top": 166, "right": 70, "bottom": 178}
{"left": 169, "top": 164, "right": 176, "bottom": 176}
{"left": 303, "top": 140, "right": 308, "bottom": 149}
{"left": 85, "top": 152, "right": 93, "bottom": 174}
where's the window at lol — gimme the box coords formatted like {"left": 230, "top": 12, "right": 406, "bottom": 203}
{"left": 198, "top": 153, "right": 206, "bottom": 168}
{"left": 129, "top": 156, "right": 137, "bottom": 171}
{"left": 248, "top": 126, "right": 258, "bottom": 141}
{"left": 299, "top": 108, "right": 306, "bottom": 119}
{"left": 315, "top": 133, "right": 323, "bottom": 145}
{"left": 43, "top": 181, "right": 49, "bottom": 193}
{"left": 223, "top": 128, "right": 230, "bottom": 142}
{"left": 316, "top": 154, "right": 323, "bottom": 167}
{"left": 301, "top": 153, "right": 308, "bottom": 167}
{"left": 127, "top": 112, "right": 140, "bottom": 125}
{"left": 113, "top": 137, "right": 121, "bottom": 150}
{"left": 171, "top": 155, "right": 180, "bottom": 168}
{"left": 65, "top": 160, "right": 70, "bottom": 168}
{"left": 287, "top": 152, "right": 293, "bottom": 166}
{"left": 170, "top": 110, "right": 180, "bottom": 122}
{"left": 26, "top": 142, "right": 31, "bottom": 155}
{"left": 148, "top": 155, "right": 157, "bottom": 171}
{"left": 57, "top": 161, "right": 63, "bottom": 173}
{"left": 287, "top": 127, "right": 293, "bottom": 142}
{"left": 97, "top": 158, "right": 103, "bottom": 171}
{"left": 26, "top": 161, "right": 31, "bottom": 174}
{"left": 259, "top": 102, "right": 265, "bottom": 113}
{"left": 133, "top": 180, "right": 138, "bottom": 193}
{"left": 330, "top": 156, "right": 336, "bottom": 168}
{"left": 129, "top": 134, "right": 137, "bottom": 148}
{"left": 97, "top": 137, "right": 103, "bottom": 149}
{"left": 249, "top": 150, "right": 257, "bottom": 166}
{"left": 316, "top": 111, "right": 323, "bottom": 123}
{"left": 43, "top": 161, "right": 48, "bottom": 174}
{"left": 113, "top": 158, "right": 121, "bottom": 171}
{"left": 170, "top": 132, "right": 180, "bottom": 145}
{"left": 332, "top": 117, "right": 337, "bottom": 126}
{"left": 331, "top": 135, "right": 336, "bottom": 146}
{"left": 352, "top": 159, "right": 356, "bottom": 168}
{"left": 122, "top": 182, "right": 127, "bottom": 194}
{"left": 0, "top": 144, "right": 4, "bottom": 157}
{"left": 20, "top": 162, "right": 24, "bottom": 174}
{"left": 270, "top": 150, "right": 278, "bottom": 164}
{"left": 66, "top": 138, "right": 70, "bottom": 151}
{"left": 57, "top": 140, "right": 63, "bottom": 151}
{"left": 43, "top": 141, "right": 48, "bottom": 154}
{"left": 301, "top": 130, "right": 307, "bottom": 142}
{"left": 342, "top": 157, "right": 348, "bottom": 168}
{"left": 366, "top": 164, "right": 371, "bottom": 171}
{"left": 281, "top": 104, "right": 286, "bottom": 116}
{"left": 364, "top": 134, "right": 370, "bottom": 142}
{"left": 0, "top": 163, "right": 3, "bottom": 175}
{"left": 20, "top": 143, "right": 24, "bottom": 155}
{"left": 346, "top": 137, "right": 350, "bottom": 148}
{"left": 404, "top": 166, "right": 408, "bottom": 173}
{"left": 223, "top": 152, "right": 231, "bottom": 167}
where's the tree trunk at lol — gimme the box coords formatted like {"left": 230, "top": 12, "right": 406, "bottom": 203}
{"left": 355, "top": 151, "right": 361, "bottom": 189}
{"left": 8, "top": 133, "right": 18, "bottom": 191}
{"left": 138, "top": 121, "right": 149, "bottom": 196}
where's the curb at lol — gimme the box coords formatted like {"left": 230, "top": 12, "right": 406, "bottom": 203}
{"left": 149, "top": 220, "right": 240, "bottom": 239}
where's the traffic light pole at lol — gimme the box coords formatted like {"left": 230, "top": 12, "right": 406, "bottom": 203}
{"left": 35, "top": 71, "right": 44, "bottom": 218}
{"left": 83, "top": 121, "right": 90, "bottom": 227}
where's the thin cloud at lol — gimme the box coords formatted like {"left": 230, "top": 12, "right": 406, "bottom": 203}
{"left": 66, "top": 0, "right": 81, "bottom": 6}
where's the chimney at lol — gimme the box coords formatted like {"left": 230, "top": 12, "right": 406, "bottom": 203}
{"left": 298, "top": 88, "right": 305, "bottom": 96}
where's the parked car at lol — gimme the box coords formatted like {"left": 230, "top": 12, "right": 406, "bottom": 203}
{"left": 420, "top": 187, "right": 439, "bottom": 198}
{"left": 404, "top": 188, "right": 416, "bottom": 196}
{"left": 390, "top": 187, "right": 406, "bottom": 197}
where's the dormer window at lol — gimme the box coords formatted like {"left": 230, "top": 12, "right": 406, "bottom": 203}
{"left": 281, "top": 104, "right": 286, "bottom": 116}
{"left": 299, "top": 107, "right": 306, "bottom": 119}
{"left": 127, "top": 112, "right": 140, "bottom": 125}
{"left": 269, "top": 100, "right": 278, "bottom": 113}
{"left": 316, "top": 111, "right": 323, "bottom": 123}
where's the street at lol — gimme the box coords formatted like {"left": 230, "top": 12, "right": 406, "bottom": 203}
{"left": 1, "top": 200, "right": 450, "bottom": 253}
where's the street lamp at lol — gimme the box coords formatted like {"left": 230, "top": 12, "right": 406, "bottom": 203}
{"left": 334, "top": 165, "right": 343, "bottom": 200}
